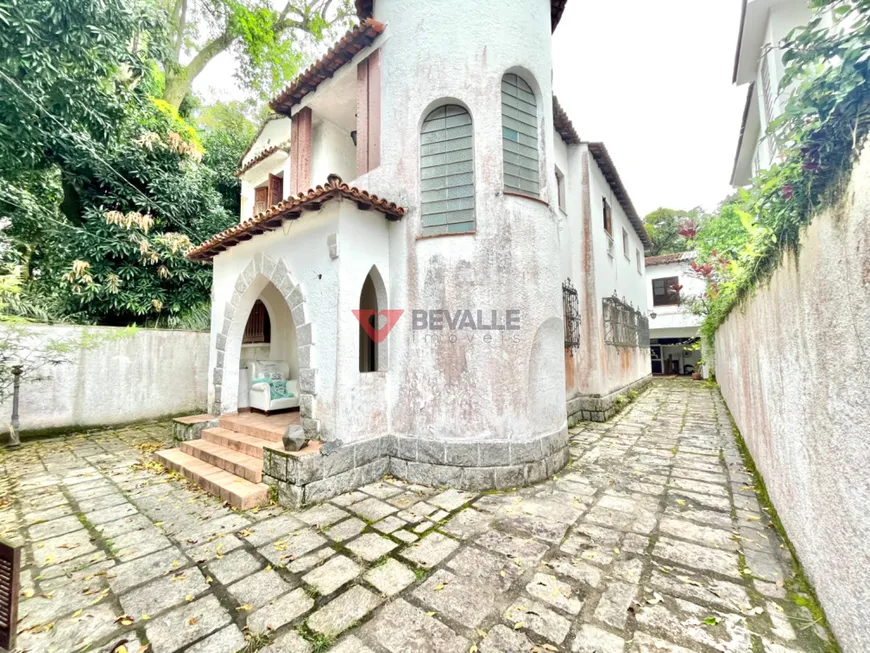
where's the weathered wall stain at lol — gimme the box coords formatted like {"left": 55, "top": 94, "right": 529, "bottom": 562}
{"left": 715, "top": 141, "right": 870, "bottom": 653}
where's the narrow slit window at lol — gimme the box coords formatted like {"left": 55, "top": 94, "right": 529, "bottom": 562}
{"left": 502, "top": 73, "right": 539, "bottom": 197}
{"left": 421, "top": 104, "right": 475, "bottom": 236}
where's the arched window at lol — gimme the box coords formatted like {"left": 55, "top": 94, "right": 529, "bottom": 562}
{"left": 359, "top": 274, "right": 379, "bottom": 372}
{"left": 420, "top": 104, "right": 474, "bottom": 235}
{"left": 502, "top": 73, "right": 539, "bottom": 197}
{"left": 243, "top": 300, "right": 271, "bottom": 344}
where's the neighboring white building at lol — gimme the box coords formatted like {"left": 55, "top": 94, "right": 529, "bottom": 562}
{"left": 161, "top": 0, "right": 654, "bottom": 505}
{"left": 731, "top": 0, "right": 815, "bottom": 185}
{"left": 644, "top": 252, "right": 703, "bottom": 376}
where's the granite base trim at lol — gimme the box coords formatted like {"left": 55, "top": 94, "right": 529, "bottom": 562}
{"left": 263, "top": 426, "right": 571, "bottom": 508}
{"left": 172, "top": 416, "right": 218, "bottom": 444}
{"left": 567, "top": 374, "right": 653, "bottom": 423}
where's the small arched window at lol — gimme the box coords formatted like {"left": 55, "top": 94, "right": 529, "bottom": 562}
{"left": 420, "top": 104, "right": 474, "bottom": 235}
{"left": 502, "top": 73, "right": 539, "bottom": 197}
{"left": 243, "top": 300, "right": 271, "bottom": 344}
{"left": 359, "top": 274, "right": 379, "bottom": 372}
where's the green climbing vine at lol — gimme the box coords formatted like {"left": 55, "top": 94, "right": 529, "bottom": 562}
{"left": 691, "top": 0, "right": 870, "bottom": 345}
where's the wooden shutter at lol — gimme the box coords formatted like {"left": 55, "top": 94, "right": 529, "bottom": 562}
{"left": 0, "top": 541, "right": 20, "bottom": 650}
{"left": 356, "top": 49, "right": 382, "bottom": 176}
{"left": 254, "top": 187, "right": 268, "bottom": 215}
{"left": 243, "top": 300, "right": 271, "bottom": 344}
{"left": 502, "top": 73, "right": 539, "bottom": 196}
{"left": 290, "top": 107, "right": 313, "bottom": 195}
{"left": 420, "top": 105, "right": 474, "bottom": 235}
{"left": 268, "top": 174, "right": 283, "bottom": 207}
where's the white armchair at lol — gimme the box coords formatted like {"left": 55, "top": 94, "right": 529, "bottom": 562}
{"left": 248, "top": 360, "right": 300, "bottom": 414}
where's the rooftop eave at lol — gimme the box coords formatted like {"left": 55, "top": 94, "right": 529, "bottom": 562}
{"left": 586, "top": 142, "right": 653, "bottom": 250}
{"left": 355, "top": 0, "right": 568, "bottom": 31}
{"left": 730, "top": 83, "right": 759, "bottom": 186}
{"left": 553, "top": 95, "right": 581, "bottom": 145}
{"left": 268, "top": 18, "right": 384, "bottom": 116}
{"left": 236, "top": 143, "right": 291, "bottom": 177}
{"left": 187, "top": 178, "right": 406, "bottom": 261}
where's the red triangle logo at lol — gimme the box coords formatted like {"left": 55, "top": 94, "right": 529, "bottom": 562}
{"left": 353, "top": 309, "right": 405, "bottom": 344}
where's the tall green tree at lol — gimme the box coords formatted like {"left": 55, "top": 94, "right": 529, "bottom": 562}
{"left": 0, "top": 0, "right": 236, "bottom": 326}
{"left": 198, "top": 101, "right": 259, "bottom": 216}
{"left": 159, "top": 0, "right": 355, "bottom": 108}
{"left": 643, "top": 207, "right": 705, "bottom": 256}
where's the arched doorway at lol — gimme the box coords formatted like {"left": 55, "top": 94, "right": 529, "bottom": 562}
{"left": 211, "top": 254, "right": 319, "bottom": 436}
{"left": 358, "top": 265, "right": 388, "bottom": 373}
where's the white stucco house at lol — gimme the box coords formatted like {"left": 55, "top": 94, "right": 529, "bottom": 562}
{"left": 644, "top": 252, "right": 703, "bottom": 376}
{"left": 731, "top": 0, "right": 815, "bottom": 185}
{"left": 159, "top": 0, "right": 653, "bottom": 508}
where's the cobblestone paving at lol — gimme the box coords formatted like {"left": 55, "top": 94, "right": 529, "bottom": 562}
{"left": 1, "top": 380, "right": 835, "bottom": 653}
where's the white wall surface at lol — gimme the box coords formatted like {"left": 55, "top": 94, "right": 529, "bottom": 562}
{"left": 242, "top": 117, "right": 292, "bottom": 168}
{"left": 588, "top": 157, "right": 647, "bottom": 310}
{"left": 210, "top": 202, "right": 341, "bottom": 433}
{"left": 645, "top": 260, "right": 704, "bottom": 334}
{"left": 311, "top": 118, "right": 357, "bottom": 187}
{"left": 0, "top": 325, "right": 209, "bottom": 434}
{"left": 715, "top": 142, "right": 870, "bottom": 653}
{"left": 352, "top": 0, "right": 567, "bottom": 443}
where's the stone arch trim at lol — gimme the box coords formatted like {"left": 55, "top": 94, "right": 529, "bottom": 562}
{"left": 211, "top": 252, "right": 320, "bottom": 438}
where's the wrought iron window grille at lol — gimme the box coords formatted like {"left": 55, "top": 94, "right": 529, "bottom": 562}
{"left": 563, "top": 279, "right": 581, "bottom": 350}
{"left": 603, "top": 294, "right": 648, "bottom": 348}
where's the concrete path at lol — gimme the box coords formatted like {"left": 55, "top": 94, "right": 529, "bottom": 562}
{"left": 1, "top": 380, "right": 834, "bottom": 652}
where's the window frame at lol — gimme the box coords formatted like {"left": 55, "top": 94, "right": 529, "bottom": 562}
{"left": 622, "top": 227, "right": 630, "bottom": 260}
{"left": 419, "top": 103, "right": 475, "bottom": 237}
{"left": 603, "top": 197, "right": 613, "bottom": 236}
{"left": 555, "top": 166, "right": 566, "bottom": 212}
{"left": 652, "top": 276, "right": 681, "bottom": 307}
{"left": 243, "top": 300, "right": 271, "bottom": 344}
{"left": 501, "top": 73, "right": 540, "bottom": 197}
{"left": 636, "top": 248, "right": 642, "bottom": 274}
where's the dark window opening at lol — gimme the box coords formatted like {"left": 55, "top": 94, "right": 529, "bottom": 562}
{"left": 652, "top": 276, "right": 681, "bottom": 306}
{"left": 359, "top": 274, "right": 378, "bottom": 373}
{"left": 244, "top": 300, "right": 271, "bottom": 344}
{"left": 603, "top": 198, "right": 613, "bottom": 235}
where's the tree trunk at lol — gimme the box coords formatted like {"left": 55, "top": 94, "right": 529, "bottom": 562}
{"left": 162, "top": 71, "right": 190, "bottom": 109}
{"left": 161, "top": 31, "right": 235, "bottom": 109}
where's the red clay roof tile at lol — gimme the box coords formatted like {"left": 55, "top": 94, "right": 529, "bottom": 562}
{"left": 553, "top": 95, "right": 580, "bottom": 145}
{"left": 269, "top": 19, "right": 384, "bottom": 115}
{"left": 187, "top": 177, "right": 406, "bottom": 261}
{"left": 644, "top": 251, "right": 697, "bottom": 266}
{"left": 356, "top": 0, "right": 568, "bottom": 31}
{"left": 235, "top": 141, "right": 290, "bottom": 177}
{"left": 587, "top": 142, "right": 652, "bottom": 249}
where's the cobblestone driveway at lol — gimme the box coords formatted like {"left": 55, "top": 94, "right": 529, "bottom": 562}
{"left": 1, "top": 380, "right": 834, "bottom": 653}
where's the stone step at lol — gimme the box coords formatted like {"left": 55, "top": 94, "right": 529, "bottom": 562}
{"left": 181, "top": 439, "right": 263, "bottom": 483}
{"left": 219, "top": 414, "right": 285, "bottom": 443}
{"left": 153, "top": 449, "right": 269, "bottom": 509}
{"left": 202, "top": 427, "right": 268, "bottom": 459}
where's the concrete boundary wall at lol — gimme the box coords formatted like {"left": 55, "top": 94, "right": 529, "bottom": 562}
{"left": 714, "top": 144, "right": 870, "bottom": 652}
{"left": 0, "top": 325, "right": 210, "bottom": 436}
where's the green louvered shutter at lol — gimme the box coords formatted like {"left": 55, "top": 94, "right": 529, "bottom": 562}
{"left": 420, "top": 105, "right": 475, "bottom": 235}
{"left": 501, "top": 74, "right": 540, "bottom": 196}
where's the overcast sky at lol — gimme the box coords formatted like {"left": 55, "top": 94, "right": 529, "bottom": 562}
{"left": 195, "top": 0, "right": 748, "bottom": 217}
{"left": 552, "top": 0, "right": 748, "bottom": 215}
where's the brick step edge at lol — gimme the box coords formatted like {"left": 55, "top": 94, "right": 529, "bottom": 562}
{"left": 153, "top": 449, "right": 270, "bottom": 510}
{"left": 181, "top": 439, "right": 263, "bottom": 483}
{"left": 202, "top": 427, "right": 267, "bottom": 460}
{"left": 218, "top": 417, "right": 285, "bottom": 443}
